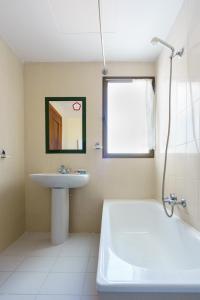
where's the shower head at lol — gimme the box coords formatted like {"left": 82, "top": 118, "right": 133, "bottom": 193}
{"left": 151, "top": 37, "right": 184, "bottom": 58}
{"left": 151, "top": 37, "right": 174, "bottom": 52}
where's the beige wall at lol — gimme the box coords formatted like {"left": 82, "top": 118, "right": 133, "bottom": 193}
{"left": 0, "top": 39, "right": 25, "bottom": 250}
{"left": 24, "top": 62, "right": 155, "bottom": 232}
{"left": 155, "top": 0, "right": 200, "bottom": 230}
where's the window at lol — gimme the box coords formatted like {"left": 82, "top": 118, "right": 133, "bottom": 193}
{"left": 103, "top": 77, "right": 155, "bottom": 158}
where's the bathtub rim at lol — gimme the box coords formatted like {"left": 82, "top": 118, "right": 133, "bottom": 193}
{"left": 97, "top": 199, "right": 200, "bottom": 293}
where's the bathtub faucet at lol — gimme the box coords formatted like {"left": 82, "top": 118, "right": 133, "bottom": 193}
{"left": 164, "top": 193, "right": 187, "bottom": 208}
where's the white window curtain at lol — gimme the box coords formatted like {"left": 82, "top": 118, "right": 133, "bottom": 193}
{"left": 145, "top": 79, "right": 155, "bottom": 150}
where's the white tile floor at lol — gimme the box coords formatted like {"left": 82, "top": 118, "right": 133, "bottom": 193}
{"left": 0, "top": 233, "right": 99, "bottom": 300}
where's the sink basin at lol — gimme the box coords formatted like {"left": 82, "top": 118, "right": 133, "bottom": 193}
{"left": 30, "top": 173, "right": 90, "bottom": 188}
{"left": 30, "top": 172, "right": 90, "bottom": 245}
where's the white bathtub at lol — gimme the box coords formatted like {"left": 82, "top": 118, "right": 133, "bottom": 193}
{"left": 97, "top": 200, "right": 200, "bottom": 300}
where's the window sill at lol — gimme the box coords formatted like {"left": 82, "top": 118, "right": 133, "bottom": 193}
{"left": 103, "top": 150, "right": 154, "bottom": 158}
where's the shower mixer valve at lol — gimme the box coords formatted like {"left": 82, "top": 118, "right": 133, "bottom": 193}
{"left": 164, "top": 193, "right": 187, "bottom": 208}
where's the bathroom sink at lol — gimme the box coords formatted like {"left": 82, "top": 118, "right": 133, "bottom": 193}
{"left": 30, "top": 172, "right": 90, "bottom": 245}
{"left": 30, "top": 173, "right": 90, "bottom": 188}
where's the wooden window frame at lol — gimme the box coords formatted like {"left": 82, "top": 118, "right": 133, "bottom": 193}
{"left": 102, "top": 76, "right": 155, "bottom": 158}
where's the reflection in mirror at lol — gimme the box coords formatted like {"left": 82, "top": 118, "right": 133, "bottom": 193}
{"left": 49, "top": 101, "right": 82, "bottom": 150}
{"left": 45, "top": 97, "right": 86, "bottom": 153}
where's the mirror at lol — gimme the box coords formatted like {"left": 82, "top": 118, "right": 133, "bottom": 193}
{"left": 45, "top": 97, "right": 86, "bottom": 153}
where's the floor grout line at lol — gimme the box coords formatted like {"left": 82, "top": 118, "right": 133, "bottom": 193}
{"left": 0, "top": 233, "right": 100, "bottom": 298}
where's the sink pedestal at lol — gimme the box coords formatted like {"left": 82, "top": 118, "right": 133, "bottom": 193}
{"left": 30, "top": 173, "right": 90, "bottom": 245}
{"left": 51, "top": 188, "right": 69, "bottom": 245}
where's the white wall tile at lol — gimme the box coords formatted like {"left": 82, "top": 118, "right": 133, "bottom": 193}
{"left": 176, "top": 81, "right": 187, "bottom": 113}
{"left": 155, "top": 0, "right": 200, "bottom": 230}
{"left": 176, "top": 110, "right": 187, "bottom": 146}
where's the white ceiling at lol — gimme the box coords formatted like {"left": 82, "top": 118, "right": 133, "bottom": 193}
{"left": 0, "top": 0, "right": 183, "bottom": 62}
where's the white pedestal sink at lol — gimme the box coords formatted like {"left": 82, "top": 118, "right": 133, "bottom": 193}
{"left": 30, "top": 173, "right": 90, "bottom": 245}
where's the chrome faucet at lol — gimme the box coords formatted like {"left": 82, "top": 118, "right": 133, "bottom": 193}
{"left": 164, "top": 193, "right": 187, "bottom": 208}
{"left": 58, "top": 165, "right": 71, "bottom": 174}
